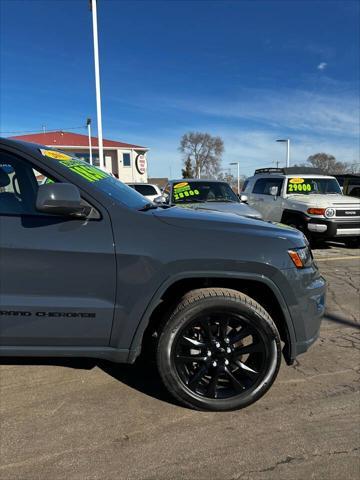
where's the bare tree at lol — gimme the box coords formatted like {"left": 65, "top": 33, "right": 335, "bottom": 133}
{"left": 306, "top": 153, "right": 351, "bottom": 174}
{"left": 179, "top": 132, "right": 224, "bottom": 178}
{"left": 349, "top": 163, "right": 360, "bottom": 174}
{"left": 217, "top": 171, "right": 247, "bottom": 192}
{"left": 217, "top": 171, "right": 235, "bottom": 189}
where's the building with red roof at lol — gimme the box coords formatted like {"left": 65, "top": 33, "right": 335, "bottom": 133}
{"left": 11, "top": 131, "right": 149, "bottom": 182}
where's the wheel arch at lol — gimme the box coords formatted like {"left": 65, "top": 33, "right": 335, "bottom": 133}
{"left": 281, "top": 209, "right": 309, "bottom": 227}
{"left": 127, "top": 272, "right": 297, "bottom": 365}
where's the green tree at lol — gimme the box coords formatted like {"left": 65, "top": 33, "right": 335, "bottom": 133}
{"left": 181, "top": 156, "right": 194, "bottom": 178}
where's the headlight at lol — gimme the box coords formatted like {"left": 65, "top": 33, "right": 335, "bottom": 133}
{"left": 325, "top": 207, "right": 335, "bottom": 218}
{"left": 288, "top": 246, "right": 312, "bottom": 268}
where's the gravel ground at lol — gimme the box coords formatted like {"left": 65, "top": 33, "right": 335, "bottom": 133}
{"left": 0, "top": 243, "right": 359, "bottom": 480}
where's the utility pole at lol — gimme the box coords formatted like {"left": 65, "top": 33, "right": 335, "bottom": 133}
{"left": 86, "top": 118, "right": 93, "bottom": 165}
{"left": 230, "top": 162, "right": 240, "bottom": 194}
{"left": 276, "top": 139, "right": 290, "bottom": 167}
{"left": 90, "top": 0, "right": 104, "bottom": 169}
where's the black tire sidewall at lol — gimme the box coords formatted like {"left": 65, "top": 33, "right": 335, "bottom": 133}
{"left": 157, "top": 295, "right": 281, "bottom": 411}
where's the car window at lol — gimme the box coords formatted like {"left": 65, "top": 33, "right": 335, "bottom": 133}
{"left": 253, "top": 178, "right": 283, "bottom": 195}
{"left": 242, "top": 179, "right": 249, "bottom": 192}
{"left": 286, "top": 177, "right": 342, "bottom": 195}
{"left": 133, "top": 184, "right": 157, "bottom": 196}
{"left": 0, "top": 151, "right": 57, "bottom": 216}
{"left": 171, "top": 181, "right": 238, "bottom": 204}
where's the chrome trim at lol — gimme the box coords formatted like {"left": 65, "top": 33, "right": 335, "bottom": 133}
{"left": 336, "top": 228, "right": 360, "bottom": 236}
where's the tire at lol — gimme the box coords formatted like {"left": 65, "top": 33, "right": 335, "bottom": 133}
{"left": 157, "top": 288, "right": 281, "bottom": 411}
{"left": 287, "top": 220, "right": 313, "bottom": 243}
{"left": 344, "top": 237, "right": 360, "bottom": 248}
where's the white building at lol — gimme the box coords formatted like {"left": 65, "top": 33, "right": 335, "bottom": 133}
{"left": 12, "top": 131, "right": 149, "bottom": 182}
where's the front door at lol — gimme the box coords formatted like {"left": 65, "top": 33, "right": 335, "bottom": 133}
{"left": 249, "top": 177, "right": 284, "bottom": 221}
{"left": 0, "top": 149, "right": 116, "bottom": 346}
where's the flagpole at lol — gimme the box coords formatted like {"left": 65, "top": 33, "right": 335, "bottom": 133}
{"left": 87, "top": 118, "right": 93, "bottom": 165}
{"left": 91, "top": 0, "right": 104, "bottom": 169}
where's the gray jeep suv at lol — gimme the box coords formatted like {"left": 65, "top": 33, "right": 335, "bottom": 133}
{"left": 0, "top": 138, "right": 326, "bottom": 411}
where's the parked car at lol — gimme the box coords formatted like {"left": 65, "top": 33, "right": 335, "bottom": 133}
{"left": 155, "top": 179, "right": 262, "bottom": 219}
{"left": 243, "top": 167, "right": 360, "bottom": 246}
{"left": 126, "top": 182, "right": 161, "bottom": 202}
{"left": 333, "top": 174, "right": 360, "bottom": 198}
{"left": 0, "top": 138, "right": 326, "bottom": 411}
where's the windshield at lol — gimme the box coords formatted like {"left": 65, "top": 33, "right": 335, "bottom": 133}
{"left": 172, "top": 181, "right": 238, "bottom": 204}
{"left": 39, "top": 148, "right": 149, "bottom": 209}
{"left": 286, "top": 177, "right": 342, "bottom": 195}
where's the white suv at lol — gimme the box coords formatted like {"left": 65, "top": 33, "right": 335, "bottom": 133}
{"left": 243, "top": 168, "right": 360, "bottom": 245}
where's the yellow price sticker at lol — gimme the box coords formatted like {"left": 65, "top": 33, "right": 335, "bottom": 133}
{"left": 40, "top": 149, "right": 72, "bottom": 161}
{"left": 289, "top": 178, "right": 305, "bottom": 184}
{"left": 174, "top": 182, "right": 189, "bottom": 190}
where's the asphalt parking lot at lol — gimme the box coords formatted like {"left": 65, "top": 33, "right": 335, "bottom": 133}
{"left": 0, "top": 243, "right": 359, "bottom": 480}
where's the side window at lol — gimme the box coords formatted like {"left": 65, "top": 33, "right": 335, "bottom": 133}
{"left": 242, "top": 179, "right": 249, "bottom": 192}
{"left": 253, "top": 179, "right": 268, "bottom": 194}
{"left": 0, "top": 151, "right": 56, "bottom": 216}
{"left": 123, "top": 153, "right": 131, "bottom": 167}
{"left": 253, "top": 178, "right": 283, "bottom": 195}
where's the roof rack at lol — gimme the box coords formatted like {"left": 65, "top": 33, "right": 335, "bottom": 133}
{"left": 254, "top": 168, "right": 284, "bottom": 174}
{"left": 254, "top": 167, "right": 325, "bottom": 175}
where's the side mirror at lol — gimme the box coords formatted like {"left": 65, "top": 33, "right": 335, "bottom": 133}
{"left": 36, "top": 183, "right": 88, "bottom": 217}
{"left": 154, "top": 195, "right": 167, "bottom": 204}
{"left": 240, "top": 194, "right": 248, "bottom": 203}
{"left": 269, "top": 186, "right": 279, "bottom": 197}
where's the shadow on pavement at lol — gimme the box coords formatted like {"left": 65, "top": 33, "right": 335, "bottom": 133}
{"left": 324, "top": 312, "right": 360, "bottom": 329}
{"left": 312, "top": 240, "right": 357, "bottom": 251}
{"left": 0, "top": 353, "right": 178, "bottom": 406}
{"left": 0, "top": 357, "right": 97, "bottom": 369}
{"left": 98, "top": 355, "right": 178, "bottom": 406}
{"left": 1, "top": 310, "right": 358, "bottom": 405}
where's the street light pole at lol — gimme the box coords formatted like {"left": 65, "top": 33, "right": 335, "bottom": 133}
{"left": 276, "top": 139, "right": 290, "bottom": 167}
{"left": 86, "top": 118, "right": 93, "bottom": 165}
{"left": 230, "top": 162, "right": 240, "bottom": 194}
{"left": 91, "top": 0, "right": 104, "bottom": 170}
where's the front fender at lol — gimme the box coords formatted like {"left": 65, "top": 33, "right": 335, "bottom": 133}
{"left": 127, "top": 270, "right": 297, "bottom": 364}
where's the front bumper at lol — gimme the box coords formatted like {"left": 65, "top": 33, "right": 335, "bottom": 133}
{"left": 306, "top": 217, "right": 360, "bottom": 238}
{"left": 280, "top": 266, "right": 327, "bottom": 361}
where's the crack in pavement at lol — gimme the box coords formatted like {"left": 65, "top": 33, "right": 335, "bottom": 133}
{"left": 233, "top": 447, "right": 360, "bottom": 479}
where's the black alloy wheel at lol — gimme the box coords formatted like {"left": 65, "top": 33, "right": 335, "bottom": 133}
{"left": 174, "top": 313, "right": 268, "bottom": 399}
{"left": 157, "top": 288, "right": 281, "bottom": 411}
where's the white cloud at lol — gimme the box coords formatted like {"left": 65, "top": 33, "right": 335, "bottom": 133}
{"left": 317, "top": 62, "right": 328, "bottom": 70}
{"left": 110, "top": 84, "right": 359, "bottom": 178}
{"left": 220, "top": 129, "right": 359, "bottom": 177}
{"left": 149, "top": 87, "right": 359, "bottom": 138}
{"left": 136, "top": 127, "right": 359, "bottom": 179}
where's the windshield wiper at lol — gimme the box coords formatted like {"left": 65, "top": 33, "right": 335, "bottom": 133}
{"left": 139, "top": 203, "right": 159, "bottom": 211}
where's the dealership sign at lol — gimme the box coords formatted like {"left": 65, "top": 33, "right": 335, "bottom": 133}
{"left": 135, "top": 154, "right": 147, "bottom": 175}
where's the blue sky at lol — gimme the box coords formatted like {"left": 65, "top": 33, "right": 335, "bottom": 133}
{"left": 1, "top": 0, "right": 359, "bottom": 177}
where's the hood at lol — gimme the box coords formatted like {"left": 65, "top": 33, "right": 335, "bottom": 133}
{"left": 182, "top": 201, "right": 262, "bottom": 219}
{"left": 287, "top": 193, "right": 360, "bottom": 208}
{"left": 153, "top": 205, "right": 305, "bottom": 246}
